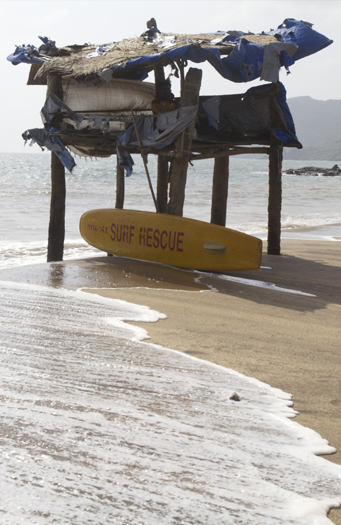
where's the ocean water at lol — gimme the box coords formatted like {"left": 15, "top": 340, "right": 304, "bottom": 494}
{"left": 1, "top": 152, "right": 341, "bottom": 524}
{"left": 0, "top": 152, "right": 340, "bottom": 269}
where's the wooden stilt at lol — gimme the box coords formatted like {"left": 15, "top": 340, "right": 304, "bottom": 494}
{"left": 115, "top": 156, "right": 125, "bottom": 209}
{"left": 46, "top": 74, "right": 66, "bottom": 262}
{"left": 154, "top": 63, "right": 165, "bottom": 97}
{"left": 157, "top": 156, "right": 168, "bottom": 213}
{"left": 167, "top": 67, "right": 202, "bottom": 216}
{"left": 267, "top": 83, "right": 284, "bottom": 255}
{"left": 267, "top": 140, "right": 283, "bottom": 255}
{"left": 211, "top": 156, "right": 229, "bottom": 226}
{"left": 47, "top": 152, "right": 66, "bottom": 262}
{"left": 154, "top": 63, "right": 169, "bottom": 213}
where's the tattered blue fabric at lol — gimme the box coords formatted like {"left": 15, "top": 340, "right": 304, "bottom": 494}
{"left": 267, "top": 19, "right": 332, "bottom": 61}
{"left": 7, "top": 19, "right": 332, "bottom": 84}
{"left": 271, "top": 82, "right": 300, "bottom": 145}
{"left": 41, "top": 93, "right": 74, "bottom": 123}
{"left": 117, "top": 105, "right": 198, "bottom": 176}
{"left": 22, "top": 125, "right": 76, "bottom": 172}
{"left": 105, "top": 19, "right": 332, "bottom": 83}
{"left": 7, "top": 36, "right": 56, "bottom": 65}
{"left": 244, "top": 83, "right": 301, "bottom": 146}
{"left": 7, "top": 44, "right": 44, "bottom": 65}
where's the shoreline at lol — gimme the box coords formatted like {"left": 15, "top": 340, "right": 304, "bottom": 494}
{"left": 0, "top": 238, "right": 340, "bottom": 523}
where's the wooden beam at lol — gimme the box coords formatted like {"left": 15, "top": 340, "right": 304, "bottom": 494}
{"left": 167, "top": 68, "right": 202, "bottom": 216}
{"left": 115, "top": 156, "right": 125, "bottom": 209}
{"left": 267, "top": 140, "right": 283, "bottom": 255}
{"left": 190, "top": 146, "right": 270, "bottom": 161}
{"left": 211, "top": 156, "right": 229, "bottom": 226}
{"left": 46, "top": 74, "right": 66, "bottom": 262}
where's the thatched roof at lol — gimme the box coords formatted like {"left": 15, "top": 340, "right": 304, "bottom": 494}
{"left": 11, "top": 19, "right": 330, "bottom": 87}
{"left": 30, "top": 31, "right": 279, "bottom": 85}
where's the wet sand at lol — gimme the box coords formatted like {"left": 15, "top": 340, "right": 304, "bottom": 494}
{"left": 1, "top": 239, "right": 340, "bottom": 523}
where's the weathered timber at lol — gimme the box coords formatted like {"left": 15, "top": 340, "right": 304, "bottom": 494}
{"left": 176, "top": 59, "right": 186, "bottom": 94}
{"left": 167, "top": 67, "right": 202, "bottom": 216}
{"left": 267, "top": 85, "right": 283, "bottom": 255}
{"left": 211, "top": 156, "right": 229, "bottom": 226}
{"left": 47, "top": 151, "right": 66, "bottom": 262}
{"left": 154, "top": 63, "right": 165, "bottom": 98}
{"left": 267, "top": 140, "right": 283, "bottom": 255}
{"left": 190, "top": 146, "right": 270, "bottom": 161}
{"left": 115, "top": 157, "right": 125, "bottom": 209}
{"left": 157, "top": 157, "right": 169, "bottom": 213}
{"left": 154, "top": 64, "right": 169, "bottom": 213}
{"left": 47, "top": 74, "right": 66, "bottom": 262}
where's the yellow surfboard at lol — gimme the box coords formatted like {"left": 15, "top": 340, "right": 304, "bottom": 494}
{"left": 79, "top": 209, "right": 262, "bottom": 271}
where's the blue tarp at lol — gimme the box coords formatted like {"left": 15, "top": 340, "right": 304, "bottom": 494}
{"left": 22, "top": 124, "right": 76, "bottom": 172}
{"left": 117, "top": 105, "right": 198, "bottom": 176}
{"left": 25, "top": 80, "right": 299, "bottom": 174}
{"left": 201, "top": 82, "right": 301, "bottom": 147}
{"left": 7, "top": 36, "right": 56, "bottom": 65}
{"left": 267, "top": 19, "right": 331, "bottom": 61}
{"left": 7, "top": 20, "right": 332, "bottom": 84}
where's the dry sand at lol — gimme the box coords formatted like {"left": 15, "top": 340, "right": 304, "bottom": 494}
{"left": 1, "top": 239, "right": 340, "bottom": 523}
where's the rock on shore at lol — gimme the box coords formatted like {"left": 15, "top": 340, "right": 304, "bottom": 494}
{"left": 284, "top": 164, "right": 341, "bottom": 176}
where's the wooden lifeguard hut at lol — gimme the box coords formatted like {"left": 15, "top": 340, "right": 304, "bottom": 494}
{"left": 7, "top": 19, "right": 332, "bottom": 262}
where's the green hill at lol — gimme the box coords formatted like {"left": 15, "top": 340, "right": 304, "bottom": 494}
{"left": 285, "top": 96, "right": 341, "bottom": 161}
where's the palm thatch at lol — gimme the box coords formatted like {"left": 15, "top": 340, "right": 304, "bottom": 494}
{"left": 32, "top": 32, "right": 278, "bottom": 84}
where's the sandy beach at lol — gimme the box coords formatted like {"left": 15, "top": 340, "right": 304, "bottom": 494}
{"left": 1, "top": 239, "right": 340, "bottom": 523}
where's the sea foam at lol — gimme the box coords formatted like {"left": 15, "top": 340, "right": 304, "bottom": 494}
{"left": 0, "top": 280, "right": 340, "bottom": 525}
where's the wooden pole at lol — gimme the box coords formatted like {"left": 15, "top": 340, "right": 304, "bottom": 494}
{"left": 46, "top": 74, "right": 66, "bottom": 262}
{"left": 157, "top": 156, "right": 169, "bottom": 213}
{"left": 267, "top": 139, "right": 283, "bottom": 255}
{"left": 167, "top": 67, "right": 202, "bottom": 216}
{"left": 154, "top": 63, "right": 165, "bottom": 98}
{"left": 115, "top": 156, "right": 125, "bottom": 209}
{"left": 267, "top": 84, "right": 283, "bottom": 255}
{"left": 211, "top": 156, "right": 229, "bottom": 226}
{"left": 154, "top": 63, "right": 169, "bottom": 213}
{"left": 47, "top": 153, "right": 66, "bottom": 262}
{"left": 177, "top": 59, "right": 185, "bottom": 94}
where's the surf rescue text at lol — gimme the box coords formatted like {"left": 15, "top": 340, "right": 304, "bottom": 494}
{"left": 87, "top": 222, "right": 185, "bottom": 252}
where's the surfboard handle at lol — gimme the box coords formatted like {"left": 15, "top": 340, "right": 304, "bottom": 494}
{"left": 204, "top": 241, "right": 226, "bottom": 253}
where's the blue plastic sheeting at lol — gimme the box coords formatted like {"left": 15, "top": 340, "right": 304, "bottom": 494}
{"left": 7, "top": 36, "right": 56, "bottom": 65}
{"left": 41, "top": 93, "right": 74, "bottom": 124}
{"left": 267, "top": 19, "right": 331, "bottom": 61}
{"left": 22, "top": 125, "right": 76, "bottom": 172}
{"left": 271, "top": 83, "right": 300, "bottom": 145}
{"left": 7, "top": 20, "right": 332, "bottom": 84}
{"left": 23, "top": 94, "right": 77, "bottom": 171}
{"left": 242, "top": 82, "right": 300, "bottom": 146}
{"left": 7, "top": 44, "right": 45, "bottom": 65}
{"left": 104, "top": 19, "right": 332, "bottom": 83}
{"left": 117, "top": 105, "right": 198, "bottom": 176}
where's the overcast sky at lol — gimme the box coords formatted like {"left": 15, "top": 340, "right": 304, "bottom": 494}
{"left": 2, "top": 0, "right": 340, "bottom": 153}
